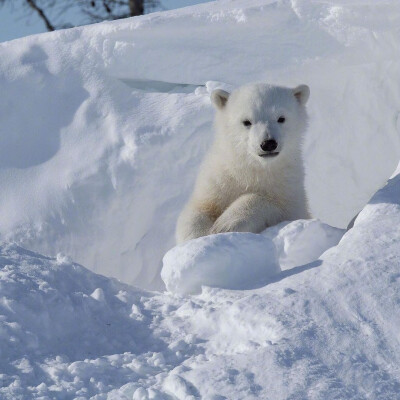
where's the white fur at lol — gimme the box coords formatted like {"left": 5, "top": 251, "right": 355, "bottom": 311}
{"left": 176, "top": 83, "right": 311, "bottom": 244}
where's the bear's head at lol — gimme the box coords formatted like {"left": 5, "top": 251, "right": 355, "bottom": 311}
{"left": 211, "top": 83, "right": 309, "bottom": 167}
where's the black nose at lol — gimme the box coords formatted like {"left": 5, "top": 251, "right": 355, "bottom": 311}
{"left": 260, "top": 139, "right": 278, "bottom": 152}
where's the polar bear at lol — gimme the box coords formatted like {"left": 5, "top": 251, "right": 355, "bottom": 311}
{"left": 176, "top": 82, "right": 311, "bottom": 244}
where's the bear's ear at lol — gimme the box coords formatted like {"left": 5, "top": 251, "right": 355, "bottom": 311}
{"left": 211, "top": 89, "right": 230, "bottom": 109}
{"left": 293, "top": 85, "right": 310, "bottom": 105}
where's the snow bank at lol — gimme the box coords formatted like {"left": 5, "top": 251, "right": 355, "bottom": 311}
{"left": 263, "top": 219, "right": 345, "bottom": 269}
{"left": 0, "top": 0, "right": 400, "bottom": 289}
{"left": 1, "top": 0, "right": 400, "bottom": 397}
{"left": 162, "top": 220, "right": 344, "bottom": 295}
{"left": 0, "top": 244, "right": 153, "bottom": 364}
{"left": 2, "top": 166, "right": 400, "bottom": 399}
{"left": 162, "top": 232, "right": 280, "bottom": 294}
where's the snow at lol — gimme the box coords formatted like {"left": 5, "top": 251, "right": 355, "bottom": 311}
{"left": 263, "top": 219, "right": 344, "bottom": 270}
{"left": 1, "top": 168, "right": 400, "bottom": 398}
{"left": 161, "top": 220, "right": 344, "bottom": 295}
{"left": 162, "top": 232, "right": 280, "bottom": 294}
{"left": 0, "top": 0, "right": 400, "bottom": 289}
{"left": 0, "top": 0, "right": 400, "bottom": 398}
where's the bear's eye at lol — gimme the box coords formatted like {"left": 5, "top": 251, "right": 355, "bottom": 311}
{"left": 242, "top": 120, "right": 252, "bottom": 127}
{"left": 277, "top": 116, "right": 285, "bottom": 123}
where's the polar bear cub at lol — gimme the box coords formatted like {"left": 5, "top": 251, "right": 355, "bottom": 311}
{"left": 176, "top": 83, "right": 311, "bottom": 244}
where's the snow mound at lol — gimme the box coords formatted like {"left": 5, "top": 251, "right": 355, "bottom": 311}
{"left": 162, "top": 232, "right": 280, "bottom": 294}
{"left": 1, "top": 0, "right": 400, "bottom": 397}
{"left": 0, "top": 244, "right": 153, "bottom": 365}
{"left": 0, "top": 243, "right": 193, "bottom": 399}
{"left": 162, "top": 220, "right": 344, "bottom": 295}
{"left": 2, "top": 166, "right": 400, "bottom": 398}
{"left": 263, "top": 219, "right": 345, "bottom": 269}
{"left": 0, "top": 0, "right": 400, "bottom": 289}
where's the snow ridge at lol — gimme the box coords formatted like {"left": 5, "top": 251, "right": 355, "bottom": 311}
{"left": 0, "top": 0, "right": 400, "bottom": 398}
{"left": 1, "top": 0, "right": 400, "bottom": 289}
{"left": 1, "top": 167, "right": 400, "bottom": 398}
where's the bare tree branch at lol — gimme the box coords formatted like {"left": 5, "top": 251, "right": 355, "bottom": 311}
{"left": 1, "top": 0, "right": 160, "bottom": 32}
{"left": 129, "top": 0, "right": 143, "bottom": 16}
{"left": 25, "top": 0, "right": 55, "bottom": 31}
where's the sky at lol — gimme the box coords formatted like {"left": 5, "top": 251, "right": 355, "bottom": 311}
{"left": 0, "top": 0, "right": 213, "bottom": 43}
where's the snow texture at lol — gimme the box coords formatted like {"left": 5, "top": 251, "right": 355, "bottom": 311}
{"left": 0, "top": 0, "right": 400, "bottom": 398}
{"left": 1, "top": 169, "right": 400, "bottom": 398}
{"left": 0, "top": 0, "right": 400, "bottom": 289}
{"left": 262, "top": 219, "right": 345, "bottom": 269}
{"left": 162, "top": 220, "right": 344, "bottom": 295}
{"left": 162, "top": 232, "right": 280, "bottom": 294}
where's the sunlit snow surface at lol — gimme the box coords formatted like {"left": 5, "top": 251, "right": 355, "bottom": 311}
{"left": 1, "top": 168, "right": 400, "bottom": 399}
{"left": 162, "top": 220, "right": 344, "bottom": 295}
{"left": 0, "top": 0, "right": 400, "bottom": 289}
{"left": 1, "top": 0, "right": 400, "bottom": 398}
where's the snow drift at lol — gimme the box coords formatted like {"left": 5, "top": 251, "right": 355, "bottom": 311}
{"left": 1, "top": 0, "right": 400, "bottom": 398}
{"left": 162, "top": 232, "right": 280, "bottom": 294}
{"left": 1, "top": 0, "right": 400, "bottom": 289}
{"left": 162, "top": 220, "right": 344, "bottom": 295}
{"left": 1, "top": 164, "right": 400, "bottom": 399}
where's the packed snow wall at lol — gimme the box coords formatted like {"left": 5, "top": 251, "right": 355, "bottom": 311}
{"left": 0, "top": 0, "right": 399, "bottom": 288}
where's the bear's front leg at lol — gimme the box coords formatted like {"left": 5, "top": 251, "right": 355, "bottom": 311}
{"left": 176, "top": 206, "right": 215, "bottom": 244}
{"left": 210, "top": 193, "right": 284, "bottom": 234}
